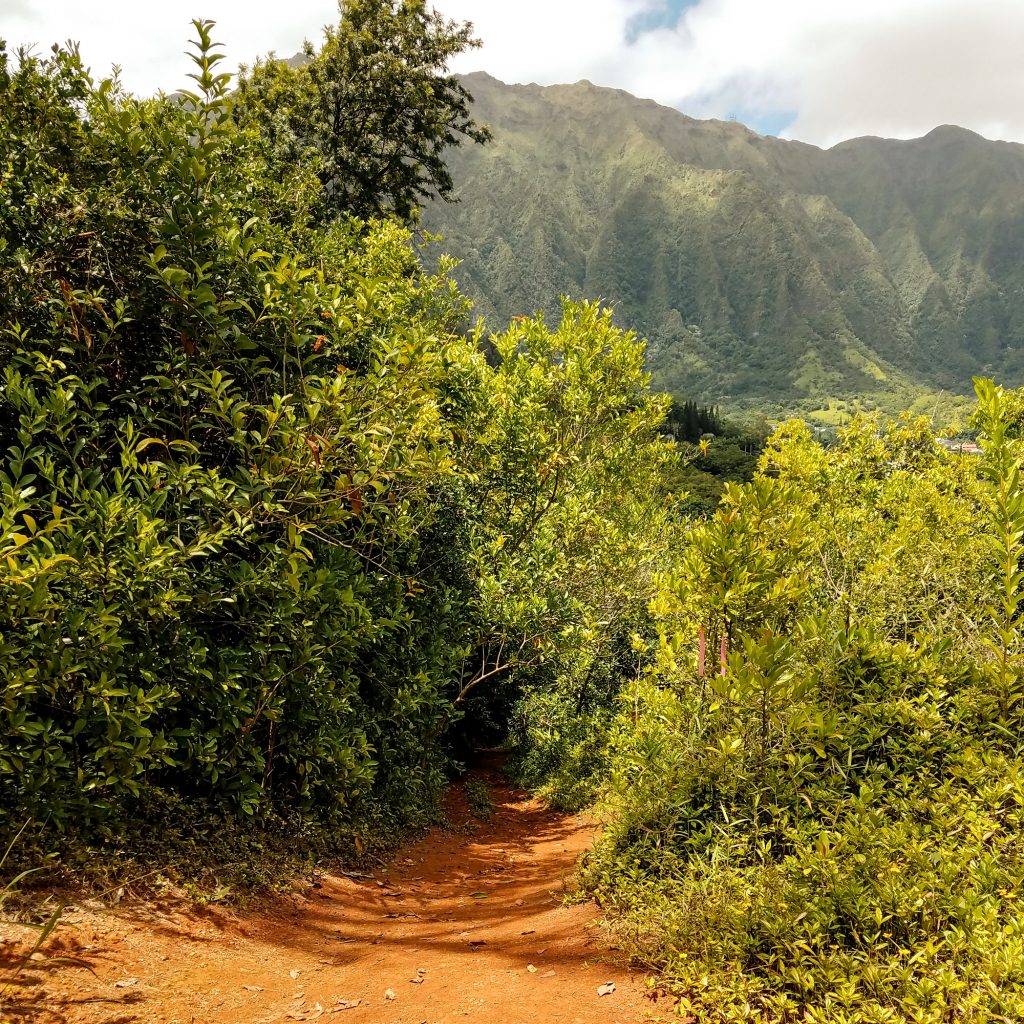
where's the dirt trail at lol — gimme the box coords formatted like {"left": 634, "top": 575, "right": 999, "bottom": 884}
{"left": 5, "top": 769, "right": 665, "bottom": 1024}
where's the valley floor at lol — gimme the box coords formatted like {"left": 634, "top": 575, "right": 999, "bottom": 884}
{"left": 3, "top": 770, "right": 660, "bottom": 1024}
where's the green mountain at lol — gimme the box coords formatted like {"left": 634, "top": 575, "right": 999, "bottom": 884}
{"left": 424, "top": 73, "right": 1024, "bottom": 418}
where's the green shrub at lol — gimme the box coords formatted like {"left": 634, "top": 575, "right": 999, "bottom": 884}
{"left": 584, "top": 400, "right": 1024, "bottom": 1022}
{"left": 464, "top": 778, "right": 495, "bottom": 819}
{"left": 511, "top": 692, "right": 611, "bottom": 812}
{"left": 0, "top": 26, "right": 481, "bottom": 832}
{"left": 0, "top": 24, "right": 674, "bottom": 869}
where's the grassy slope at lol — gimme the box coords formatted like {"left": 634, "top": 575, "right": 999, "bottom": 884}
{"left": 424, "top": 74, "right": 1024, "bottom": 420}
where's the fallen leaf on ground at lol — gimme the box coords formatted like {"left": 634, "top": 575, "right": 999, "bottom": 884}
{"left": 597, "top": 982, "right": 616, "bottom": 996}
{"left": 287, "top": 1008, "right": 323, "bottom": 1022}
{"left": 326, "top": 999, "right": 360, "bottom": 1012}
{"left": 469, "top": 892, "right": 488, "bottom": 899}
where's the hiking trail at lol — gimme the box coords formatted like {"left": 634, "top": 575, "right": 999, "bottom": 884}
{"left": 5, "top": 767, "right": 667, "bottom": 1023}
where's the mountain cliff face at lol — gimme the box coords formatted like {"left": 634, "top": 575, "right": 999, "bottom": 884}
{"left": 423, "top": 73, "right": 1024, "bottom": 414}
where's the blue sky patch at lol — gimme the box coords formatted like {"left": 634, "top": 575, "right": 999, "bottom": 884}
{"left": 728, "top": 108, "right": 799, "bottom": 139}
{"left": 625, "top": 0, "right": 701, "bottom": 43}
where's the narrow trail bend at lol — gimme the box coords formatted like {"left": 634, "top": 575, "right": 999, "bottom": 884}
{"left": 17, "top": 769, "right": 665, "bottom": 1024}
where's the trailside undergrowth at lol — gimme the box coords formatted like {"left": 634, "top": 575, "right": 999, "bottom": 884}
{"left": 582, "top": 400, "right": 1024, "bottom": 1022}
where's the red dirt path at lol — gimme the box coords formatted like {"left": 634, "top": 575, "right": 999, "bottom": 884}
{"left": 3, "top": 771, "right": 667, "bottom": 1024}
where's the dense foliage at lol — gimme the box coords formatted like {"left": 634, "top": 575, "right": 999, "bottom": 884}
{"left": 0, "top": 25, "right": 670, "bottom": 847}
{"left": 663, "top": 401, "right": 766, "bottom": 517}
{"left": 581, "top": 391, "right": 1024, "bottom": 1022}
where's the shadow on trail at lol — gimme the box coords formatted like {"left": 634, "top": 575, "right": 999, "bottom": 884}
{"left": 136, "top": 770, "right": 605, "bottom": 973}
{"left": 30, "top": 766, "right": 656, "bottom": 1024}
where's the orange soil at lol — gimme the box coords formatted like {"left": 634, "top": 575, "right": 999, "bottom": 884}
{"left": 3, "top": 770, "right": 668, "bottom": 1024}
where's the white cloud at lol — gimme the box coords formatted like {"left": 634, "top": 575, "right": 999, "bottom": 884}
{"left": 3, "top": 0, "right": 1023, "bottom": 145}
{"left": 2, "top": 1, "right": 338, "bottom": 96}
{"left": 442, "top": 0, "right": 1024, "bottom": 146}
{"left": 440, "top": 0, "right": 644, "bottom": 85}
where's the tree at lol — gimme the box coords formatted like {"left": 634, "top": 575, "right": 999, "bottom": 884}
{"left": 0, "top": 21, "right": 488, "bottom": 827}
{"left": 449, "top": 301, "right": 676, "bottom": 748}
{"left": 235, "top": 0, "right": 491, "bottom": 224}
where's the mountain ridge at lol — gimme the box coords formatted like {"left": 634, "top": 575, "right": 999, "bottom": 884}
{"left": 424, "top": 73, "right": 1024, "bottom": 416}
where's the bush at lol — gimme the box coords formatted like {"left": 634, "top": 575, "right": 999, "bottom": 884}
{"left": 584, "top": 402, "right": 1024, "bottom": 1022}
{"left": 0, "top": 24, "right": 674, "bottom": 867}
{"left": 0, "top": 27, "right": 481, "bottom": 831}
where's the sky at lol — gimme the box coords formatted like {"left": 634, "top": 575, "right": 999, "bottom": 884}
{"left": 3, "top": 0, "right": 1023, "bottom": 148}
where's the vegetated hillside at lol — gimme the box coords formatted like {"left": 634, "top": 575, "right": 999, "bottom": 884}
{"left": 424, "top": 73, "right": 1024, "bottom": 418}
